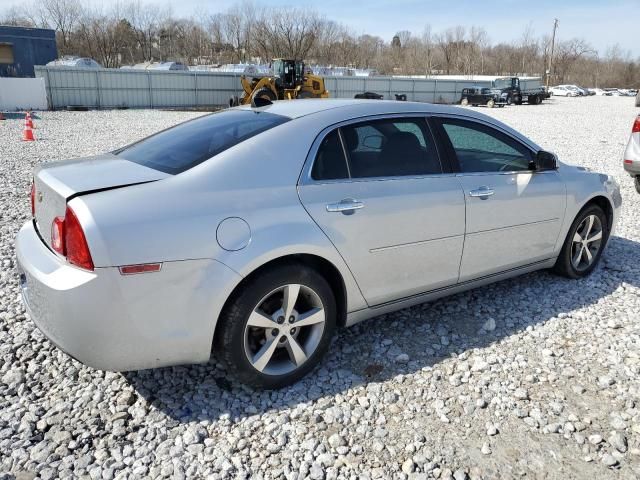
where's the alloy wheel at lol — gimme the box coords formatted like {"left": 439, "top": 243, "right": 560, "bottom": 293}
{"left": 243, "top": 284, "right": 326, "bottom": 376}
{"left": 570, "top": 214, "right": 603, "bottom": 272}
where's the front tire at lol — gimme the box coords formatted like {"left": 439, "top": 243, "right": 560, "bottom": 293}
{"left": 553, "top": 204, "right": 608, "bottom": 278}
{"left": 215, "top": 263, "right": 336, "bottom": 389}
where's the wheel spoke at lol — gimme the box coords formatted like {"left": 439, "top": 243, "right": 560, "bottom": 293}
{"left": 586, "top": 230, "right": 602, "bottom": 243}
{"left": 246, "top": 309, "right": 276, "bottom": 329}
{"left": 282, "top": 284, "right": 300, "bottom": 320}
{"left": 285, "top": 336, "right": 307, "bottom": 366}
{"left": 583, "top": 245, "right": 593, "bottom": 264}
{"left": 584, "top": 215, "right": 595, "bottom": 238}
{"left": 573, "top": 231, "right": 583, "bottom": 243}
{"left": 294, "top": 307, "right": 325, "bottom": 327}
{"left": 572, "top": 246, "right": 583, "bottom": 268}
{"left": 252, "top": 337, "right": 280, "bottom": 372}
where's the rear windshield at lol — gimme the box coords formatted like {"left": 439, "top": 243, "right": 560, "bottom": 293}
{"left": 114, "top": 110, "right": 289, "bottom": 174}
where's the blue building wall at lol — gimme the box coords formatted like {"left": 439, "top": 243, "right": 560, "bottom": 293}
{"left": 0, "top": 26, "right": 58, "bottom": 77}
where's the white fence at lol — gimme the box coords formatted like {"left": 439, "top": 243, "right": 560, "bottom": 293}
{"left": 0, "top": 77, "right": 48, "bottom": 110}
{"left": 34, "top": 66, "right": 490, "bottom": 109}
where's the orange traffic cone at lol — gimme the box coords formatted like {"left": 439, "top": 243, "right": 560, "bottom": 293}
{"left": 25, "top": 112, "right": 34, "bottom": 129}
{"left": 23, "top": 123, "right": 35, "bottom": 141}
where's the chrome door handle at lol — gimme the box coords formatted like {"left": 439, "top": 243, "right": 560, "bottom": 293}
{"left": 469, "top": 186, "right": 495, "bottom": 198}
{"left": 326, "top": 199, "right": 365, "bottom": 213}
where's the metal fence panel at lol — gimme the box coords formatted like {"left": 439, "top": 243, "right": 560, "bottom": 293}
{"left": 35, "top": 66, "right": 499, "bottom": 110}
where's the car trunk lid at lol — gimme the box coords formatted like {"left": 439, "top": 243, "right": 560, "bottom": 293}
{"left": 33, "top": 153, "right": 168, "bottom": 250}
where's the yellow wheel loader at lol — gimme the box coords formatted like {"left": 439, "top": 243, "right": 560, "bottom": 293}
{"left": 230, "top": 59, "right": 329, "bottom": 107}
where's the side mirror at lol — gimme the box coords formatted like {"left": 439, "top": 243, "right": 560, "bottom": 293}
{"left": 535, "top": 150, "right": 557, "bottom": 171}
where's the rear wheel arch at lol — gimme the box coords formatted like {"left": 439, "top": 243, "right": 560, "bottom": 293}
{"left": 213, "top": 253, "right": 348, "bottom": 347}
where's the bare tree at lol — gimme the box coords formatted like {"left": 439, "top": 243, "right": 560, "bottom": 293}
{"left": 31, "top": 0, "right": 82, "bottom": 54}
{"left": 1, "top": 0, "right": 637, "bottom": 86}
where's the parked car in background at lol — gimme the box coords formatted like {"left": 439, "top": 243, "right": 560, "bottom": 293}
{"left": 561, "top": 85, "right": 585, "bottom": 96}
{"left": 549, "top": 86, "right": 578, "bottom": 97}
{"left": 588, "top": 88, "right": 611, "bottom": 96}
{"left": 354, "top": 91, "right": 383, "bottom": 100}
{"left": 16, "top": 99, "right": 621, "bottom": 388}
{"left": 460, "top": 87, "right": 506, "bottom": 108}
{"left": 623, "top": 115, "right": 640, "bottom": 193}
{"left": 579, "top": 87, "right": 595, "bottom": 96}
{"left": 604, "top": 88, "right": 623, "bottom": 96}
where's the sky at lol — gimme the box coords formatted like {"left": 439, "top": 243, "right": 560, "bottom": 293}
{"left": 38, "top": 0, "right": 640, "bottom": 57}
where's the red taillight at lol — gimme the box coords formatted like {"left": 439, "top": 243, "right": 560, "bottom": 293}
{"left": 50, "top": 206, "right": 94, "bottom": 271}
{"left": 625, "top": 159, "right": 633, "bottom": 164}
{"left": 30, "top": 181, "right": 35, "bottom": 216}
{"left": 633, "top": 117, "right": 640, "bottom": 133}
{"left": 64, "top": 206, "right": 94, "bottom": 270}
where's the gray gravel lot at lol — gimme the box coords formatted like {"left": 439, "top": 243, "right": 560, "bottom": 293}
{"left": 1, "top": 97, "right": 639, "bottom": 480}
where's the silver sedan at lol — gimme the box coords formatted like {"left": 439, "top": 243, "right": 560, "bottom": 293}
{"left": 16, "top": 100, "right": 622, "bottom": 388}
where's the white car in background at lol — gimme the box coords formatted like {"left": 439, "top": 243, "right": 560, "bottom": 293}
{"left": 562, "top": 85, "right": 586, "bottom": 96}
{"left": 623, "top": 115, "right": 640, "bottom": 193}
{"left": 549, "top": 86, "right": 578, "bottom": 97}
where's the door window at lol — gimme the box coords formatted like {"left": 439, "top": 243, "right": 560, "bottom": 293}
{"left": 311, "top": 130, "right": 349, "bottom": 180}
{"left": 341, "top": 118, "right": 441, "bottom": 178}
{"left": 440, "top": 119, "right": 532, "bottom": 173}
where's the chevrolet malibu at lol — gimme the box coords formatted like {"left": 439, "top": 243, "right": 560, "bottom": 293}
{"left": 16, "top": 100, "right": 621, "bottom": 388}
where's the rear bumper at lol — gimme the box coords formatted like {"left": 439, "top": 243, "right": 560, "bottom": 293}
{"left": 16, "top": 221, "right": 242, "bottom": 371}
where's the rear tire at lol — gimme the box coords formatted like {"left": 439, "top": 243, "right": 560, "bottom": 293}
{"left": 553, "top": 204, "right": 609, "bottom": 279}
{"left": 215, "top": 263, "right": 336, "bottom": 389}
{"left": 486, "top": 99, "right": 495, "bottom": 108}
{"left": 635, "top": 176, "right": 640, "bottom": 194}
{"left": 461, "top": 98, "right": 469, "bottom": 106}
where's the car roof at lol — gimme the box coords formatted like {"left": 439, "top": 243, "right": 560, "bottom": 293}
{"left": 235, "top": 99, "right": 489, "bottom": 121}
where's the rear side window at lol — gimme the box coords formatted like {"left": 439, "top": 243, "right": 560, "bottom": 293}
{"left": 115, "top": 110, "right": 289, "bottom": 174}
{"left": 342, "top": 118, "right": 441, "bottom": 178}
{"left": 440, "top": 119, "right": 532, "bottom": 173}
{"left": 311, "top": 130, "right": 349, "bottom": 180}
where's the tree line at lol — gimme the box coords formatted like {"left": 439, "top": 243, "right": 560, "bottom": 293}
{"left": 1, "top": 0, "right": 638, "bottom": 87}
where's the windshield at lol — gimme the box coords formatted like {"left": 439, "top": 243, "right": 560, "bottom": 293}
{"left": 115, "top": 110, "right": 289, "bottom": 174}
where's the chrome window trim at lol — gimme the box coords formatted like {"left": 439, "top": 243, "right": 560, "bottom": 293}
{"left": 299, "top": 112, "right": 446, "bottom": 186}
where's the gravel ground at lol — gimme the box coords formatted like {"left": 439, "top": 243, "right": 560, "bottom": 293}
{"left": 0, "top": 97, "right": 639, "bottom": 480}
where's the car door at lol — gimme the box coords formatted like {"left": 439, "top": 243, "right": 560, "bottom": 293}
{"left": 433, "top": 116, "right": 566, "bottom": 282}
{"left": 298, "top": 116, "right": 466, "bottom": 306}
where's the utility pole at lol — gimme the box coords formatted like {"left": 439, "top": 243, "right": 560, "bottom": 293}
{"left": 546, "top": 19, "right": 558, "bottom": 90}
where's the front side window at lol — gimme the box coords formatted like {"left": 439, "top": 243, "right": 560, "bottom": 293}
{"left": 115, "top": 110, "right": 289, "bottom": 174}
{"left": 440, "top": 119, "right": 532, "bottom": 173}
